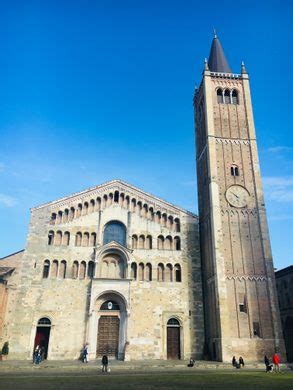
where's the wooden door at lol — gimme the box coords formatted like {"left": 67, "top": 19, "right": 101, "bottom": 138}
{"left": 97, "top": 316, "right": 120, "bottom": 357}
{"left": 167, "top": 326, "right": 180, "bottom": 359}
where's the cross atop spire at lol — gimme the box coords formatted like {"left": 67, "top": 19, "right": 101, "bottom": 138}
{"left": 208, "top": 33, "right": 232, "bottom": 73}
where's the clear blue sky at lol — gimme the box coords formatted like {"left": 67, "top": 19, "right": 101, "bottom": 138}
{"left": 0, "top": 0, "right": 292, "bottom": 269}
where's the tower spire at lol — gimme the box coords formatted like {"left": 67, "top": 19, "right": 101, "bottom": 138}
{"left": 208, "top": 33, "right": 232, "bottom": 73}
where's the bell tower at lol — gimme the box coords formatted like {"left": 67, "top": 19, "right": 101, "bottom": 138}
{"left": 194, "top": 33, "right": 286, "bottom": 361}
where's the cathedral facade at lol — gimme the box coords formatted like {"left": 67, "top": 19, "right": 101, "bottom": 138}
{"left": 0, "top": 35, "right": 286, "bottom": 362}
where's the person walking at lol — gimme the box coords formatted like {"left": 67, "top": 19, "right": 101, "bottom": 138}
{"left": 239, "top": 356, "right": 244, "bottom": 368}
{"left": 232, "top": 356, "right": 236, "bottom": 367}
{"left": 272, "top": 352, "right": 280, "bottom": 373}
{"left": 102, "top": 354, "right": 109, "bottom": 373}
{"left": 82, "top": 344, "right": 89, "bottom": 363}
{"left": 33, "top": 345, "right": 39, "bottom": 365}
{"left": 264, "top": 355, "right": 272, "bottom": 372}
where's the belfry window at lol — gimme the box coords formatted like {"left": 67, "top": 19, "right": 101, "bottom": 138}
{"left": 224, "top": 89, "right": 230, "bottom": 104}
{"left": 43, "top": 260, "right": 50, "bottom": 279}
{"left": 103, "top": 221, "right": 126, "bottom": 246}
{"left": 232, "top": 90, "right": 239, "bottom": 104}
{"left": 231, "top": 164, "right": 239, "bottom": 177}
{"left": 217, "top": 88, "right": 223, "bottom": 103}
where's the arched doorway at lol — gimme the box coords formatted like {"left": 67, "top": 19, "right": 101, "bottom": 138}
{"left": 34, "top": 317, "right": 51, "bottom": 359}
{"left": 95, "top": 293, "right": 127, "bottom": 360}
{"left": 167, "top": 318, "right": 181, "bottom": 360}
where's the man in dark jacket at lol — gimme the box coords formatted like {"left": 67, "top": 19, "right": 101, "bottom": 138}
{"left": 102, "top": 355, "right": 108, "bottom": 372}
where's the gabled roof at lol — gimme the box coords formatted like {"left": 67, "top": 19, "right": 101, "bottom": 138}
{"left": 31, "top": 179, "right": 197, "bottom": 218}
{"left": 0, "top": 266, "right": 15, "bottom": 279}
{"left": 208, "top": 34, "right": 232, "bottom": 73}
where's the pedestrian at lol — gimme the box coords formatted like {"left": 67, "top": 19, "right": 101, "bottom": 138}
{"left": 239, "top": 356, "right": 244, "bottom": 368}
{"left": 101, "top": 354, "right": 109, "bottom": 373}
{"left": 188, "top": 358, "right": 195, "bottom": 367}
{"left": 232, "top": 356, "right": 236, "bottom": 367}
{"left": 40, "top": 345, "right": 45, "bottom": 362}
{"left": 264, "top": 355, "right": 272, "bottom": 373}
{"left": 82, "top": 344, "right": 89, "bottom": 363}
{"left": 33, "top": 345, "right": 39, "bottom": 365}
{"left": 272, "top": 352, "right": 280, "bottom": 373}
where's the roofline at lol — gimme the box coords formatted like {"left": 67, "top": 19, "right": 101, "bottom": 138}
{"left": 275, "top": 265, "right": 293, "bottom": 277}
{"left": 0, "top": 249, "right": 25, "bottom": 261}
{"left": 31, "top": 179, "right": 198, "bottom": 218}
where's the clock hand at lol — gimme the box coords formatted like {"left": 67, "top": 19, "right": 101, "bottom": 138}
{"left": 231, "top": 192, "right": 239, "bottom": 199}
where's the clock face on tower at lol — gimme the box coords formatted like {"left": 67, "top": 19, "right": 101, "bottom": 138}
{"left": 226, "top": 185, "right": 250, "bottom": 208}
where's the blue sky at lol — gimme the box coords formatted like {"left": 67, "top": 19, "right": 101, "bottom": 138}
{"left": 0, "top": 0, "right": 292, "bottom": 269}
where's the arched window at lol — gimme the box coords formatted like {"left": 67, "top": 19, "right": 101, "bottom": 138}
{"left": 224, "top": 89, "right": 231, "bottom": 104}
{"left": 145, "top": 263, "right": 152, "bottom": 281}
{"left": 149, "top": 207, "right": 154, "bottom": 221}
{"left": 157, "top": 263, "right": 164, "bottom": 282}
{"left": 174, "top": 236, "right": 181, "bottom": 251}
{"left": 63, "top": 209, "right": 69, "bottom": 223}
{"left": 132, "top": 235, "right": 138, "bottom": 249}
{"left": 167, "top": 318, "right": 180, "bottom": 326}
{"left": 43, "top": 260, "right": 50, "bottom": 278}
{"left": 102, "top": 194, "right": 108, "bottom": 208}
{"left": 174, "top": 218, "right": 180, "bottom": 233}
{"left": 142, "top": 204, "right": 148, "bottom": 217}
{"left": 69, "top": 207, "right": 75, "bottom": 221}
{"left": 232, "top": 89, "right": 239, "bottom": 104}
{"left": 55, "top": 231, "right": 62, "bottom": 246}
{"left": 38, "top": 317, "right": 51, "bottom": 326}
{"left": 165, "top": 236, "right": 173, "bottom": 250}
{"left": 57, "top": 211, "right": 63, "bottom": 224}
{"left": 82, "top": 232, "right": 90, "bottom": 247}
{"left": 137, "top": 201, "right": 142, "bottom": 215}
{"left": 59, "top": 260, "right": 67, "bottom": 278}
{"left": 51, "top": 260, "right": 58, "bottom": 278}
{"left": 231, "top": 164, "right": 239, "bottom": 177}
{"left": 217, "top": 88, "right": 223, "bottom": 103}
{"left": 96, "top": 197, "right": 101, "bottom": 211}
{"left": 146, "top": 235, "right": 152, "bottom": 249}
{"left": 87, "top": 261, "right": 95, "bottom": 278}
{"left": 103, "top": 221, "right": 126, "bottom": 246}
{"left": 50, "top": 213, "right": 56, "bottom": 225}
{"left": 166, "top": 264, "right": 173, "bottom": 282}
{"left": 138, "top": 263, "right": 144, "bottom": 281}
{"left": 72, "top": 261, "right": 79, "bottom": 279}
{"left": 77, "top": 203, "right": 82, "bottom": 217}
{"left": 90, "top": 232, "right": 96, "bottom": 246}
{"left": 83, "top": 202, "right": 89, "bottom": 215}
{"left": 162, "top": 213, "right": 167, "bottom": 227}
{"left": 139, "top": 235, "right": 145, "bottom": 249}
{"left": 131, "top": 198, "right": 136, "bottom": 212}
{"left": 157, "top": 235, "right": 164, "bottom": 250}
{"left": 48, "top": 231, "right": 54, "bottom": 245}
{"left": 174, "top": 264, "right": 182, "bottom": 282}
{"left": 131, "top": 263, "right": 137, "bottom": 280}
{"left": 63, "top": 231, "right": 70, "bottom": 246}
{"left": 168, "top": 216, "right": 174, "bottom": 229}
{"left": 75, "top": 232, "right": 82, "bottom": 246}
{"left": 89, "top": 199, "right": 95, "bottom": 213}
{"left": 156, "top": 211, "right": 161, "bottom": 224}
{"left": 79, "top": 261, "right": 86, "bottom": 279}
{"left": 114, "top": 191, "right": 119, "bottom": 203}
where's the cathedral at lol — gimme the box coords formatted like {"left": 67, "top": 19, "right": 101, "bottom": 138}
{"left": 0, "top": 35, "right": 286, "bottom": 362}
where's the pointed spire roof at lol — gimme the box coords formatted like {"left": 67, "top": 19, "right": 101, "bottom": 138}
{"left": 208, "top": 32, "right": 232, "bottom": 73}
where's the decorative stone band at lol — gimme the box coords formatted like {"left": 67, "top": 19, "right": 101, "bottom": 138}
{"left": 210, "top": 72, "right": 242, "bottom": 79}
{"left": 226, "top": 275, "right": 268, "bottom": 282}
{"left": 215, "top": 138, "right": 251, "bottom": 145}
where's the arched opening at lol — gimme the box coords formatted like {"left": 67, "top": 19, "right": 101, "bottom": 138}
{"left": 55, "top": 231, "right": 62, "bottom": 246}
{"left": 72, "top": 261, "right": 79, "bottom": 279}
{"left": 132, "top": 235, "right": 138, "bottom": 249}
{"left": 165, "top": 236, "right": 173, "bottom": 250}
{"left": 146, "top": 235, "right": 152, "bottom": 249}
{"left": 145, "top": 263, "right": 152, "bottom": 281}
{"left": 174, "top": 264, "right": 182, "bottom": 282}
{"left": 157, "top": 263, "right": 164, "bottom": 282}
{"left": 232, "top": 89, "right": 239, "bottom": 104}
{"left": 89, "top": 199, "right": 95, "bottom": 213}
{"left": 63, "top": 209, "right": 69, "bottom": 223}
{"left": 43, "top": 260, "right": 50, "bottom": 279}
{"left": 59, "top": 260, "right": 66, "bottom": 278}
{"left": 75, "top": 232, "right": 82, "bottom": 246}
{"left": 157, "top": 235, "right": 164, "bottom": 250}
{"left": 224, "top": 89, "right": 231, "bottom": 104}
{"left": 100, "top": 254, "right": 125, "bottom": 279}
{"left": 103, "top": 221, "right": 126, "bottom": 246}
{"left": 174, "top": 236, "right": 181, "bottom": 251}
{"left": 138, "top": 235, "right": 145, "bottom": 249}
{"left": 79, "top": 261, "right": 86, "bottom": 279}
{"left": 87, "top": 261, "right": 95, "bottom": 278}
{"left": 96, "top": 292, "right": 127, "bottom": 360}
{"left": 63, "top": 231, "right": 70, "bottom": 246}
{"left": 174, "top": 218, "right": 180, "bottom": 233}
{"left": 50, "top": 213, "right": 56, "bottom": 225}
{"left": 51, "top": 260, "right": 58, "bottom": 278}
{"left": 34, "top": 317, "right": 51, "bottom": 360}
{"left": 48, "top": 231, "right": 54, "bottom": 246}
{"left": 82, "top": 232, "right": 90, "bottom": 247}
{"left": 166, "top": 264, "right": 173, "bottom": 282}
{"left": 217, "top": 88, "right": 223, "bottom": 104}
{"left": 138, "top": 263, "right": 144, "bottom": 281}
{"left": 167, "top": 318, "right": 181, "bottom": 359}
{"left": 131, "top": 263, "right": 137, "bottom": 280}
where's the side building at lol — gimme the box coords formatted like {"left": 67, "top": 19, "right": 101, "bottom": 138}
{"left": 0, "top": 180, "right": 205, "bottom": 360}
{"left": 275, "top": 266, "right": 293, "bottom": 362}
